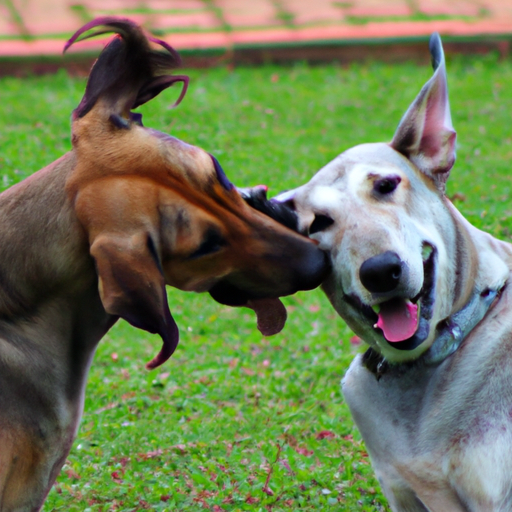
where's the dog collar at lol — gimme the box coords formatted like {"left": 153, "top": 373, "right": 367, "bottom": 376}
{"left": 424, "top": 286, "right": 502, "bottom": 365}
{"left": 363, "top": 284, "right": 503, "bottom": 376}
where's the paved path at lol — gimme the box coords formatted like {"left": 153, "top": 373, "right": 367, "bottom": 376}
{"left": 1, "top": 0, "right": 511, "bottom": 72}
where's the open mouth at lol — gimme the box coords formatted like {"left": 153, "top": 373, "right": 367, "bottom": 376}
{"left": 347, "top": 245, "right": 436, "bottom": 351}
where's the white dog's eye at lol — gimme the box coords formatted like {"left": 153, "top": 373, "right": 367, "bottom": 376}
{"left": 309, "top": 214, "right": 334, "bottom": 234}
{"left": 374, "top": 175, "right": 401, "bottom": 195}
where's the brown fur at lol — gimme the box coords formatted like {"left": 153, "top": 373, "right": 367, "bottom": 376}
{"left": 0, "top": 19, "right": 327, "bottom": 510}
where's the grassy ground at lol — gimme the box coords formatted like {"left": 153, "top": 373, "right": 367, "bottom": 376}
{"left": 1, "top": 52, "right": 512, "bottom": 511}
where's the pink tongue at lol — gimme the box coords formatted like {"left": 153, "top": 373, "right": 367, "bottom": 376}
{"left": 246, "top": 298, "right": 287, "bottom": 336}
{"left": 376, "top": 299, "right": 419, "bottom": 342}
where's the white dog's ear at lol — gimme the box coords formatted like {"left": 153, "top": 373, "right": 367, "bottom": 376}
{"left": 391, "top": 33, "right": 456, "bottom": 192}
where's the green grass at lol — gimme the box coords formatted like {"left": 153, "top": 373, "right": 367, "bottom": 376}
{"left": 1, "top": 53, "right": 512, "bottom": 511}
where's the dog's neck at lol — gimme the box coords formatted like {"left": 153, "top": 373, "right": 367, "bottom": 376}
{"left": 0, "top": 152, "right": 114, "bottom": 438}
{"left": 423, "top": 284, "right": 503, "bottom": 365}
{"left": 0, "top": 152, "right": 102, "bottom": 318}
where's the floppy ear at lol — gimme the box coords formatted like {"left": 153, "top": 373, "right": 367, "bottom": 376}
{"left": 390, "top": 33, "right": 456, "bottom": 192}
{"left": 90, "top": 231, "right": 178, "bottom": 370}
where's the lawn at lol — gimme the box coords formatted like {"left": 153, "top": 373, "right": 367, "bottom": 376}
{"left": 1, "top": 51, "right": 512, "bottom": 511}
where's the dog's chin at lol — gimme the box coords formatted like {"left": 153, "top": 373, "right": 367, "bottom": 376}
{"left": 340, "top": 246, "right": 438, "bottom": 360}
{"left": 208, "top": 281, "right": 253, "bottom": 307}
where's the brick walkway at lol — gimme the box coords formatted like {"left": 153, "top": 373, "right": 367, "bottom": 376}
{"left": 1, "top": 0, "right": 511, "bottom": 73}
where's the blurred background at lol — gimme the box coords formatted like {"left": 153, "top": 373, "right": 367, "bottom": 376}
{"left": 1, "top": 0, "right": 511, "bottom": 75}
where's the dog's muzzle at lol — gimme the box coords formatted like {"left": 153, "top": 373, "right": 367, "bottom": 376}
{"left": 349, "top": 246, "right": 436, "bottom": 351}
{"left": 209, "top": 243, "right": 330, "bottom": 306}
{"left": 209, "top": 244, "right": 330, "bottom": 335}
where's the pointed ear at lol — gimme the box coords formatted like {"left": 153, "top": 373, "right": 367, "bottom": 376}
{"left": 390, "top": 33, "right": 456, "bottom": 192}
{"left": 64, "top": 17, "right": 189, "bottom": 119}
{"left": 90, "top": 231, "right": 178, "bottom": 369}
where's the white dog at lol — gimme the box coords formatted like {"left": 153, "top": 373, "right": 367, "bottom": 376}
{"left": 273, "top": 34, "right": 512, "bottom": 511}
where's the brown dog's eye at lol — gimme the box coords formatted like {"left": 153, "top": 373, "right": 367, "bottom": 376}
{"left": 374, "top": 176, "right": 401, "bottom": 195}
{"left": 190, "top": 229, "right": 226, "bottom": 259}
{"left": 309, "top": 214, "right": 334, "bottom": 235}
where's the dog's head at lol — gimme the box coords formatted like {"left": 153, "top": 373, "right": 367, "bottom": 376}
{"left": 270, "top": 34, "right": 485, "bottom": 362}
{"left": 64, "top": 18, "right": 329, "bottom": 369}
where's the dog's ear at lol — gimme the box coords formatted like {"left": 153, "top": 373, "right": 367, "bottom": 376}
{"left": 74, "top": 179, "right": 179, "bottom": 370}
{"left": 238, "top": 185, "right": 299, "bottom": 231}
{"left": 90, "top": 231, "right": 178, "bottom": 370}
{"left": 64, "top": 17, "right": 188, "bottom": 120}
{"left": 391, "top": 33, "right": 456, "bottom": 192}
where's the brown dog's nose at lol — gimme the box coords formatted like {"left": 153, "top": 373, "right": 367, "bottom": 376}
{"left": 283, "top": 242, "right": 330, "bottom": 294}
{"left": 359, "top": 251, "right": 402, "bottom": 293}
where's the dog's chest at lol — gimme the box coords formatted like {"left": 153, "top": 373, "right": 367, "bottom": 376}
{"left": 342, "top": 355, "right": 433, "bottom": 459}
{"left": 343, "top": 320, "right": 512, "bottom": 508}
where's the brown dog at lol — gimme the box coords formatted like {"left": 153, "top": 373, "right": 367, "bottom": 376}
{"left": 0, "top": 18, "right": 328, "bottom": 511}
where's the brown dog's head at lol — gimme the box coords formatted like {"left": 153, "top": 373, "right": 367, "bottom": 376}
{"left": 64, "top": 18, "right": 329, "bottom": 369}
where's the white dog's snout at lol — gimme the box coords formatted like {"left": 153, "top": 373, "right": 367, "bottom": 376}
{"left": 359, "top": 251, "right": 403, "bottom": 294}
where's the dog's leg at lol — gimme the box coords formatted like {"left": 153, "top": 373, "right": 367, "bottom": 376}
{"left": 0, "top": 424, "right": 68, "bottom": 511}
{"left": 375, "top": 472, "right": 429, "bottom": 512}
{"left": 343, "top": 356, "right": 472, "bottom": 512}
{"left": 374, "top": 461, "right": 472, "bottom": 512}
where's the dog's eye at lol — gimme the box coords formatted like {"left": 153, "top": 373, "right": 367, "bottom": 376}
{"left": 374, "top": 176, "right": 401, "bottom": 195}
{"left": 309, "top": 214, "right": 334, "bottom": 234}
{"left": 190, "top": 229, "right": 226, "bottom": 259}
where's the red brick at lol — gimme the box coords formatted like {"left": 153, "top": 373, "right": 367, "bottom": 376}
{"left": 80, "top": 0, "right": 148, "bottom": 9}
{"left": 216, "top": 0, "right": 280, "bottom": 28}
{"left": 479, "top": 0, "right": 512, "bottom": 19}
{"left": 161, "top": 0, "right": 205, "bottom": 9}
{"left": 162, "top": 31, "right": 231, "bottom": 49}
{"left": 416, "top": 0, "right": 482, "bottom": 17}
{"left": 281, "top": 0, "right": 343, "bottom": 26}
{"left": 0, "top": 5, "right": 18, "bottom": 36}
{"left": 11, "top": 0, "right": 79, "bottom": 36}
{"left": 343, "top": 0, "right": 411, "bottom": 19}
{"left": 84, "top": 0, "right": 206, "bottom": 11}
{"left": 152, "top": 12, "right": 221, "bottom": 31}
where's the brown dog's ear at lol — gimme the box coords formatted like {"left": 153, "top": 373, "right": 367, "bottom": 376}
{"left": 391, "top": 33, "right": 456, "bottom": 193}
{"left": 64, "top": 17, "right": 188, "bottom": 120}
{"left": 90, "top": 232, "right": 178, "bottom": 370}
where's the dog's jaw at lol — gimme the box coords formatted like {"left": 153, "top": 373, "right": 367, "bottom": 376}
{"left": 335, "top": 245, "right": 439, "bottom": 360}
{"left": 321, "top": 248, "right": 437, "bottom": 362}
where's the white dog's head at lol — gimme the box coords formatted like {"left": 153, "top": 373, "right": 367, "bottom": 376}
{"left": 274, "top": 34, "right": 482, "bottom": 362}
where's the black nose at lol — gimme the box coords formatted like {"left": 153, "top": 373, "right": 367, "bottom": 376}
{"left": 294, "top": 244, "right": 331, "bottom": 291}
{"left": 359, "top": 251, "right": 402, "bottom": 293}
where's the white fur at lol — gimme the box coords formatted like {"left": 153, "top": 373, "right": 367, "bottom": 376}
{"left": 283, "top": 35, "right": 512, "bottom": 510}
